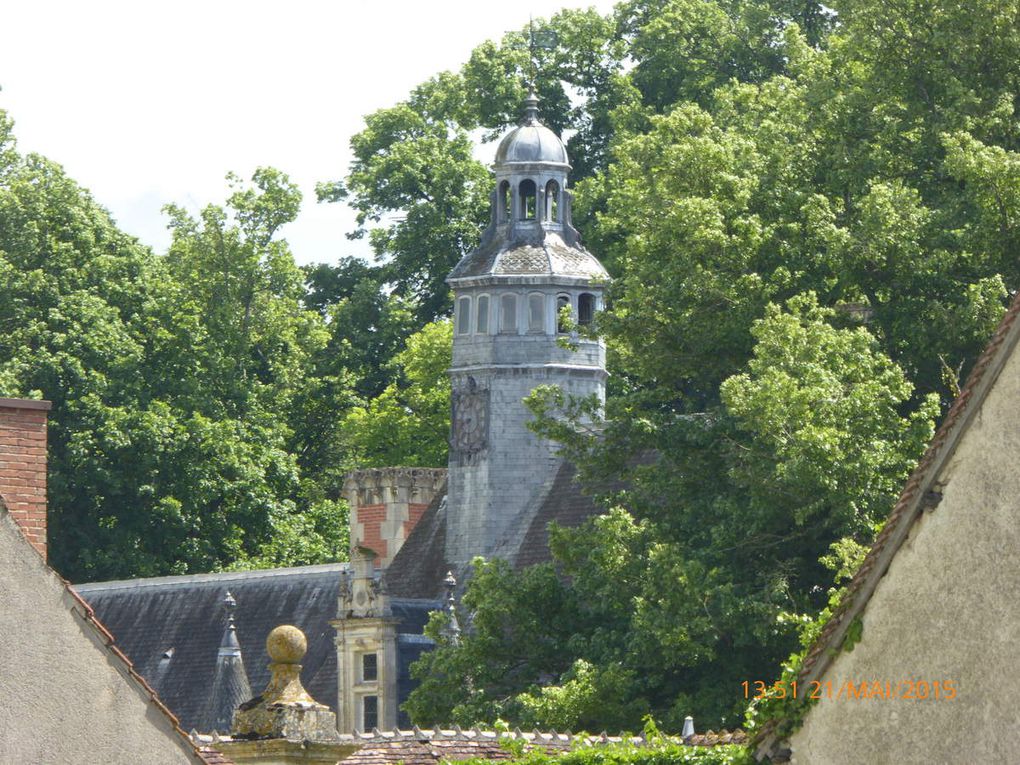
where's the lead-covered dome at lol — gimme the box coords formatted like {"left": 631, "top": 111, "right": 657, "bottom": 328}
{"left": 494, "top": 94, "right": 569, "bottom": 167}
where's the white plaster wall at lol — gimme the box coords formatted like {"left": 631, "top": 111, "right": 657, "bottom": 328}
{"left": 788, "top": 345, "right": 1020, "bottom": 764}
{"left": 0, "top": 511, "right": 199, "bottom": 764}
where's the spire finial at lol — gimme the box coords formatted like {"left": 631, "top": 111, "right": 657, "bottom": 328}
{"left": 218, "top": 590, "right": 241, "bottom": 657}
{"left": 440, "top": 571, "right": 461, "bottom": 644}
{"left": 522, "top": 92, "right": 540, "bottom": 125}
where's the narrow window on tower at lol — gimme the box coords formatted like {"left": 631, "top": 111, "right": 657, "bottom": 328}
{"left": 500, "top": 294, "right": 517, "bottom": 333}
{"left": 528, "top": 293, "right": 545, "bottom": 333}
{"left": 362, "top": 695, "right": 378, "bottom": 731}
{"left": 476, "top": 295, "right": 490, "bottom": 334}
{"left": 498, "top": 180, "right": 511, "bottom": 223}
{"left": 556, "top": 294, "right": 571, "bottom": 334}
{"left": 578, "top": 292, "right": 595, "bottom": 326}
{"left": 361, "top": 652, "right": 378, "bottom": 682}
{"left": 519, "top": 179, "right": 537, "bottom": 220}
{"left": 457, "top": 296, "right": 471, "bottom": 335}
{"left": 545, "top": 180, "right": 560, "bottom": 222}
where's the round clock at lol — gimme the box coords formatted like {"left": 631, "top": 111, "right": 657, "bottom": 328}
{"left": 453, "top": 390, "right": 488, "bottom": 453}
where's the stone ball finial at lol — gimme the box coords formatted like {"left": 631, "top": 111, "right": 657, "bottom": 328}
{"left": 266, "top": 624, "right": 306, "bottom": 664}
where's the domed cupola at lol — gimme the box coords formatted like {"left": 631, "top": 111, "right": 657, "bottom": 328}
{"left": 494, "top": 95, "right": 570, "bottom": 167}
{"left": 448, "top": 93, "right": 607, "bottom": 283}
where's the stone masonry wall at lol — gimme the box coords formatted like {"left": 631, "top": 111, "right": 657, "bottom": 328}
{"left": 445, "top": 364, "right": 604, "bottom": 573}
{"left": 0, "top": 398, "right": 51, "bottom": 560}
{"left": 343, "top": 468, "right": 447, "bottom": 567}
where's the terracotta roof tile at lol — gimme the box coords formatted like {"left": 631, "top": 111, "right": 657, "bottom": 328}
{"left": 334, "top": 727, "right": 747, "bottom": 765}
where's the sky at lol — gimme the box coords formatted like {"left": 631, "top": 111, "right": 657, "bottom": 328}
{"left": 0, "top": 0, "right": 617, "bottom": 265}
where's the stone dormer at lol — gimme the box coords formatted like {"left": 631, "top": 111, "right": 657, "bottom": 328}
{"left": 332, "top": 549, "right": 400, "bottom": 734}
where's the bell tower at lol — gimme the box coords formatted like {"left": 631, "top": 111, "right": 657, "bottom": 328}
{"left": 445, "top": 94, "right": 608, "bottom": 572}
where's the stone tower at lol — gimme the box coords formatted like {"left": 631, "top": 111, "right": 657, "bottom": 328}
{"left": 445, "top": 93, "right": 608, "bottom": 572}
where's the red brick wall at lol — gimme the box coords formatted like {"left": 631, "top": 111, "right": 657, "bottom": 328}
{"left": 357, "top": 503, "right": 389, "bottom": 562}
{"left": 405, "top": 502, "right": 429, "bottom": 539}
{"left": 0, "top": 398, "right": 51, "bottom": 559}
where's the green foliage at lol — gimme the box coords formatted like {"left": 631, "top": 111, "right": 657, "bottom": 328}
{"left": 317, "top": 75, "right": 491, "bottom": 323}
{"left": 462, "top": 740, "right": 752, "bottom": 765}
{"left": 340, "top": 319, "right": 452, "bottom": 468}
{"left": 0, "top": 122, "right": 346, "bottom": 580}
{"left": 414, "top": 298, "right": 934, "bottom": 731}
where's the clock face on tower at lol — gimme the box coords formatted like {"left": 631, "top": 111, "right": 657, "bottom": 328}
{"left": 451, "top": 384, "right": 489, "bottom": 454}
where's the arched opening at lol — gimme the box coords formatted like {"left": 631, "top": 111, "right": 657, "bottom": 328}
{"left": 476, "top": 295, "right": 490, "bottom": 334}
{"left": 500, "top": 294, "right": 517, "bottom": 333}
{"left": 545, "top": 180, "right": 560, "bottom": 222}
{"left": 556, "top": 294, "right": 571, "bottom": 333}
{"left": 578, "top": 292, "right": 596, "bottom": 326}
{"left": 498, "top": 181, "right": 510, "bottom": 223}
{"left": 457, "top": 296, "right": 471, "bottom": 335}
{"left": 528, "top": 292, "right": 545, "bottom": 332}
{"left": 519, "top": 179, "right": 537, "bottom": 220}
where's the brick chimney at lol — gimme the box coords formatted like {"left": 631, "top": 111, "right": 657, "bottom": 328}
{"left": 0, "top": 398, "right": 51, "bottom": 559}
{"left": 342, "top": 467, "right": 446, "bottom": 568}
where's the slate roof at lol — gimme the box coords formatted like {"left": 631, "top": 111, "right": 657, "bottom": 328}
{"left": 754, "top": 288, "right": 1020, "bottom": 759}
{"left": 384, "top": 489, "right": 451, "bottom": 599}
{"left": 386, "top": 462, "right": 608, "bottom": 599}
{"left": 448, "top": 229, "right": 607, "bottom": 282}
{"left": 0, "top": 499, "right": 217, "bottom": 765}
{"left": 494, "top": 118, "right": 569, "bottom": 166}
{"left": 514, "top": 460, "right": 611, "bottom": 570}
{"left": 76, "top": 563, "right": 440, "bottom": 734}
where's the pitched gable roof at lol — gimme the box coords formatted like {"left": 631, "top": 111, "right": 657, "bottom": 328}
{"left": 384, "top": 463, "right": 612, "bottom": 599}
{"left": 755, "top": 290, "right": 1020, "bottom": 759}
{"left": 0, "top": 498, "right": 221, "bottom": 765}
{"left": 77, "top": 564, "right": 439, "bottom": 733}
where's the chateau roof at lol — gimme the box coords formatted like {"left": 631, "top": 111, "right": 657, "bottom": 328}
{"left": 447, "top": 230, "right": 608, "bottom": 282}
{"left": 385, "top": 461, "right": 605, "bottom": 599}
{"left": 76, "top": 563, "right": 439, "bottom": 733}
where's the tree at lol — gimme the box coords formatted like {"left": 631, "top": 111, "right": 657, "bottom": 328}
{"left": 0, "top": 126, "right": 346, "bottom": 580}
{"left": 317, "top": 74, "right": 491, "bottom": 324}
{"left": 407, "top": 297, "right": 934, "bottom": 729}
{"left": 341, "top": 319, "right": 452, "bottom": 468}
{"left": 376, "top": 0, "right": 1020, "bottom": 732}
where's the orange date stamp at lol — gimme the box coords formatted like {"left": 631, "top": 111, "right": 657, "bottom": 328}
{"left": 742, "top": 679, "right": 958, "bottom": 701}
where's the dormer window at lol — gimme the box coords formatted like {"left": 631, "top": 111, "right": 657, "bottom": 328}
{"left": 545, "top": 180, "right": 560, "bottom": 222}
{"left": 361, "top": 652, "right": 378, "bottom": 682}
{"left": 519, "top": 179, "right": 537, "bottom": 220}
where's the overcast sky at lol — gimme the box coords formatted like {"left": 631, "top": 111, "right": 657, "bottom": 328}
{"left": 0, "top": 0, "right": 616, "bottom": 265}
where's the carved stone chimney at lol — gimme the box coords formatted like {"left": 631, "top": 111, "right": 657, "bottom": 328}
{"left": 342, "top": 467, "right": 446, "bottom": 567}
